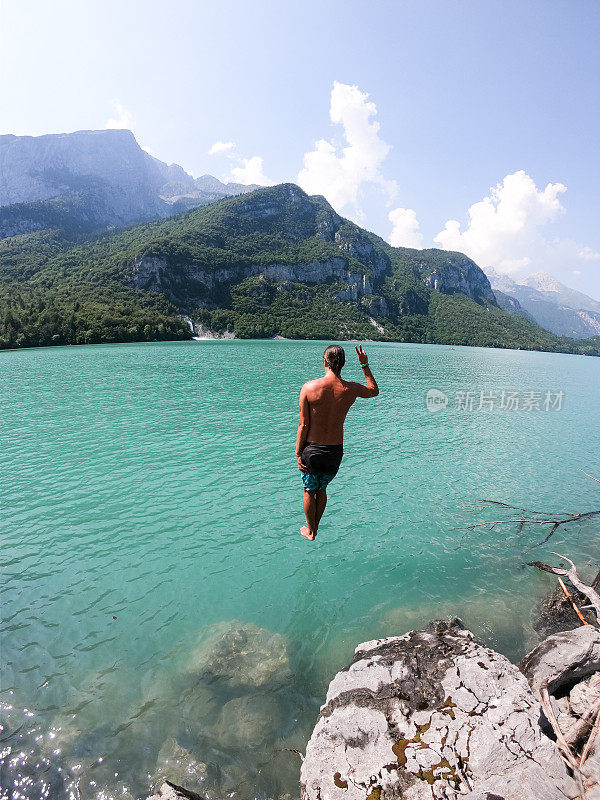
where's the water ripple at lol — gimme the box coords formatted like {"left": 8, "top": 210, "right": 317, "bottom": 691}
{"left": 2, "top": 340, "right": 599, "bottom": 800}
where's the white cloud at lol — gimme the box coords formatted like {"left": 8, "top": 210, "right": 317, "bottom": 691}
{"left": 297, "top": 81, "right": 397, "bottom": 213}
{"left": 105, "top": 101, "right": 133, "bottom": 130}
{"left": 579, "top": 246, "right": 600, "bottom": 262}
{"left": 433, "top": 170, "right": 600, "bottom": 277}
{"left": 230, "top": 155, "right": 273, "bottom": 186}
{"left": 208, "top": 140, "right": 272, "bottom": 186}
{"left": 388, "top": 207, "right": 423, "bottom": 248}
{"left": 208, "top": 140, "right": 236, "bottom": 156}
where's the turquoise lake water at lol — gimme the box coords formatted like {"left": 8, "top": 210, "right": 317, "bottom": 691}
{"left": 1, "top": 339, "right": 599, "bottom": 800}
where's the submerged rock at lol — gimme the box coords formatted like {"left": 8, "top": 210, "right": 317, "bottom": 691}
{"left": 151, "top": 738, "right": 207, "bottom": 794}
{"left": 378, "top": 594, "right": 536, "bottom": 663}
{"left": 300, "top": 619, "right": 576, "bottom": 800}
{"left": 213, "top": 694, "right": 283, "bottom": 749}
{"left": 147, "top": 780, "right": 205, "bottom": 800}
{"left": 186, "top": 620, "right": 291, "bottom": 690}
{"left": 179, "top": 682, "right": 221, "bottom": 739}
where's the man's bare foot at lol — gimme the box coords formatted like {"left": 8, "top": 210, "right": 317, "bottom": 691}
{"left": 300, "top": 525, "right": 316, "bottom": 541}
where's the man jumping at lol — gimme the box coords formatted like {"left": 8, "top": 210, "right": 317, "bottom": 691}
{"left": 295, "top": 344, "right": 379, "bottom": 541}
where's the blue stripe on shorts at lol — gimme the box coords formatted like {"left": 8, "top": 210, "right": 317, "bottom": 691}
{"left": 301, "top": 471, "right": 335, "bottom": 492}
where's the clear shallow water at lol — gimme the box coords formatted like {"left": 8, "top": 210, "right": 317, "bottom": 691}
{"left": 1, "top": 339, "right": 599, "bottom": 800}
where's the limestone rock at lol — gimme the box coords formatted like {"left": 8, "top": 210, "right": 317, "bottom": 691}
{"left": 420, "top": 255, "right": 497, "bottom": 305}
{"left": 0, "top": 130, "right": 257, "bottom": 232}
{"left": 131, "top": 254, "right": 376, "bottom": 309}
{"left": 570, "top": 672, "right": 600, "bottom": 718}
{"left": 186, "top": 620, "right": 291, "bottom": 690}
{"left": 519, "top": 625, "right": 600, "bottom": 697}
{"left": 300, "top": 620, "right": 576, "bottom": 800}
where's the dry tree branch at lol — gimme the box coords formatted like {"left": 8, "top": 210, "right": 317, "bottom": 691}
{"left": 540, "top": 681, "right": 585, "bottom": 799}
{"left": 466, "top": 500, "right": 600, "bottom": 546}
{"left": 580, "top": 708, "right": 600, "bottom": 769}
{"left": 562, "top": 674, "right": 600, "bottom": 748}
{"left": 565, "top": 695, "right": 600, "bottom": 749}
{"left": 557, "top": 576, "right": 589, "bottom": 626}
{"left": 529, "top": 553, "right": 600, "bottom": 624}
{"left": 580, "top": 470, "right": 600, "bottom": 485}
{"left": 476, "top": 499, "right": 573, "bottom": 516}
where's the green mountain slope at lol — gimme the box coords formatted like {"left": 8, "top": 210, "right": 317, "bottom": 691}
{"left": 1, "top": 183, "right": 598, "bottom": 355}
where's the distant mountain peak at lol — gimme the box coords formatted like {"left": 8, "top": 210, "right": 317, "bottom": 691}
{"left": 517, "top": 271, "right": 564, "bottom": 292}
{"left": 484, "top": 266, "right": 600, "bottom": 337}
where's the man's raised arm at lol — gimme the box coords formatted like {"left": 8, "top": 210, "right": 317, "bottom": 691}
{"left": 352, "top": 344, "right": 379, "bottom": 398}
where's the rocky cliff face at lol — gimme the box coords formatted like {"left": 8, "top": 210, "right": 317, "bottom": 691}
{"left": 128, "top": 183, "right": 500, "bottom": 327}
{"left": 418, "top": 253, "right": 497, "bottom": 305}
{"left": 131, "top": 255, "right": 376, "bottom": 308}
{"left": 0, "top": 130, "right": 167, "bottom": 216}
{"left": 520, "top": 271, "right": 600, "bottom": 314}
{"left": 493, "top": 289, "right": 536, "bottom": 322}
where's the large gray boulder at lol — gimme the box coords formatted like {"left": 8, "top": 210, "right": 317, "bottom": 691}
{"left": 300, "top": 620, "right": 576, "bottom": 800}
{"left": 519, "top": 625, "right": 600, "bottom": 697}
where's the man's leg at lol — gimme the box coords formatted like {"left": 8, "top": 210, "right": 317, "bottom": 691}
{"left": 315, "top": 488, "right": 327, "bottom": 531}
{"left": 301, "top": 489, "right": 317, "bottom": 540}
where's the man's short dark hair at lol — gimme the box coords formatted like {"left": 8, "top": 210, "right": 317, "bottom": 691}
{"left": 323, "top": 344, "right": 345, "bottom": 374}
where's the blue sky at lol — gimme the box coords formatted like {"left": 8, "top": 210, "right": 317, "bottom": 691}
{"left": 1, "top": 0, "right": 599, "bottom": 297}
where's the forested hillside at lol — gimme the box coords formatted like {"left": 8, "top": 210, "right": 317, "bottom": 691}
{"left": 1, "top": 183, "right": 598, "bottom": 355}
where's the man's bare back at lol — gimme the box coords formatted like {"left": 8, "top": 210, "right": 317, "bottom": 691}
{"left": 295, "top": 344, "right": 379, "bottom": 540}
{"left": 300, "top": 374, "right": 360, "bottom": 444}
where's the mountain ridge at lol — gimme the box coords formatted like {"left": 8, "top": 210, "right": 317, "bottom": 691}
{"left": 485, "top": 267, "right": 600, "bottom": 338}
{"left": 1, "top": 181, "right": 598, "bottom": 355}
{"left": 0, "top": 129, "right": 259, "bottom": 235}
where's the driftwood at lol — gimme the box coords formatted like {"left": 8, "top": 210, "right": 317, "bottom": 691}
{"left": 557, "top": 576, "right": 590, "bottom": 625}
{"left": 540, "top": 679, "right": 585, "bottom": 798}
{"left": 565, "top": 675, "right": 600, "bottom": 748}
{"left": 467, "top": 469, "right": 600, "bottom": 546}
{"left": 529, "top": 553, "right": 600, "bottom": 795}
{"left": 580, "top": 708, "right": 600, "bottom": 768}
{"left": 540, "top": 680, "right": 586, "bottom": 798}
{"left": 530, "top": 554, "right": 600, "bottom": 626}
{"left": 467, "top": 500, "right": 600, "bottom": 546}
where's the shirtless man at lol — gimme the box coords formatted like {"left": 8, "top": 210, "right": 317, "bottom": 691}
{"left": 295, "top": 344, "right": 379, "bottom": 541}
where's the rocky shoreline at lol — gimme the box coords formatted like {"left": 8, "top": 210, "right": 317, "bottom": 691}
{"left": 5, "top": 600, "right": 597, "bottom": 800}
{"left": 149, "top": 619, "right": 600, "bottom": 800}
{"left": 300, "top": 620, "right": 599, "bottom": 800}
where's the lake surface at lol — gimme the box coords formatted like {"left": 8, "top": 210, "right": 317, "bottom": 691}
{"left": 2, "top": 339, "right": 599, "bottom": 800}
